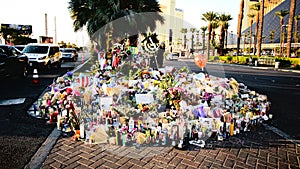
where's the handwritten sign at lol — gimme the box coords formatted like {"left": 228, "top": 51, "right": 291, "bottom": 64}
{"left": 99, "top": 96, "right": 113, "bottom": 110}
{"left": 211, "top": 94, "right": 223, "bottom": 103}
{"left": 128, "top": 80, "right": 139, "bottom": 87}
{"left": 241, "top": 94, "right": 249, "bottom": 99}
{"left": 135, "top": 94, "right": 154, "bottom": 104}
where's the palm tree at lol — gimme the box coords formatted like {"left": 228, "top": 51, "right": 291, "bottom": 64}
{"left": 237, "top": 0, "right": 244, "bottom": 56}
{"left": 202, "top": 11, "right": 218, "bottom": 60}
{"left": 211, "top": 21, "right": 219, "bottom": 56}
{"left": 218, "top": 13, "right": 233, "bottom": 56}
{"left": 190, "top": 28, "right": 196, "bottom": 52}
{"left": 247, "top": 13, "right": 255, "bottom": 54}
{"left": 251, "top": 3, "right": 260, "bottom": 55}
{"left": 286, "top": 0, "right": 296, "bottom": 58}
{"left": 196, "top": 30, "right": 200, "bottom": 50}
{"left": 294, "top": 15, "right": 300, "bottom": 43}
{"left": 180, "top": 28, "right": 188, "bottom": 49}
{"left": 224, "top": 22, "right": 230, "bottom": 50}
{"left": 68, "top": 0, "right": 164, "bottom": 50}
{"left": 200, "top": 26, "right": 207, "bottom": 54}
{"left": 257, "top": 0, "right": 265, "bottom": 59}
{"left": 275, "top": 9, "right": 289, "bottom": 56}
{"left": 269, "top": 30, "right": 276, "bottom": 54}
{"left": 268, "top": 30, "right": 275, "bottom": 43}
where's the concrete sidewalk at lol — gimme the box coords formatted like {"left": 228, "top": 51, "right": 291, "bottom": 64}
{"left": 36, "top": 123, "right": 300, "bottom": 169}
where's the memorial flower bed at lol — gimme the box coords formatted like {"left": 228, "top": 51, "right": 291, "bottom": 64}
{"left": 35, "top": 56, "right": 271, "bottom": 149}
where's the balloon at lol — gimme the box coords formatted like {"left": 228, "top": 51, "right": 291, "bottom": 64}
{"left": 194, "top": 54, "right": 208, "bottom": 69}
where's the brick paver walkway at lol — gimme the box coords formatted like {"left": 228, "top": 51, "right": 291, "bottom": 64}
{"left": 41, "top": 124, "right": 300, "bottom": 169}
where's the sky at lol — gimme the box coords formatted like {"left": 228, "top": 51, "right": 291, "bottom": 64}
{"left": 0, "top": 0, "right": 241, "bottom": 46}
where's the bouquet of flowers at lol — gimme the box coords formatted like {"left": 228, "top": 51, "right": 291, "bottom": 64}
{"left": 164, "top": 86, "right": 189, "bottom": 110}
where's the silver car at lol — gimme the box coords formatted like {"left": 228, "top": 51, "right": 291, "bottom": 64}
{"left": 166, "top": 52, "right": 179, "bottom": 61}
{"left": 61, "top": 48, "right": 78, "bottom": 62}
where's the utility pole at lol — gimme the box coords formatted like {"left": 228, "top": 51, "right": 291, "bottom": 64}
{"left": 54, "top": 16, "right": 57, "bottom": 44}
{"left": 45, "top": 13, "right": 48, "bottom": 36}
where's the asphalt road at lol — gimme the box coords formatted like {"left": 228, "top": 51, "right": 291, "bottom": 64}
{"left": 0, "top": 53, "right": 89, "bottom": 169}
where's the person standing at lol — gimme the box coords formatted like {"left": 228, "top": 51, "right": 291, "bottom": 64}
{"left": 156, "top": 42, "right": 165, "bottom": 68}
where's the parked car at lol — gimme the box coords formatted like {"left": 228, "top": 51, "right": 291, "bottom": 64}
{"left": 14, "top": 45, "right": 26, "bottom": 52}
{"left": 166, "top": 52, "right": 179, "bottom": 61}
{"left": 0, "top": 45, "right": 29, "bottom": 78}
{"left": 23, "top": 43, "right": 62, "bottom": 69}
{"left": 61, "top": 48, "right": 78, "bottom": 61}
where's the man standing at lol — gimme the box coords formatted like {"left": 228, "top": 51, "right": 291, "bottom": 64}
{"left": 156, "top": 42, "right": 165, "bottom": 68}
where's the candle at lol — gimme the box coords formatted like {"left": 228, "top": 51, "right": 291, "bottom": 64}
{"left": 229, "top": 121, "right": 234, "bottom": 136}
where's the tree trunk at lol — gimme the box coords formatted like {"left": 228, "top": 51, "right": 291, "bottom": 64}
{"left": 254, "top": 13, "right": 259, "bottom": 55}
{"left": 249, "top": 19, "right": 253, "bottom": 54}
{"left": 225, "top": 30, "right": 228, "bottom": 49}
{"left": 219, "top": 26, "right": 225, "bottom": 56}
{"left": 279, "top": 19, "right": 284, "bottom": 56}
{"left": 212, "top": 30, "right": 216, "bottom": 56}
{"left": 257, "top": 0, "right": 265, "bottom": 59}
{"left": 295, "top": 19, "right": 299, "bottom": 43}
{"left": 207, "top": 24, "right": 211, "bottom": 60}
{"left": 237, "top": 0, "right": 244, "bottom": 59}
{"left": 202, "top": 32, "right": 206, "bottom": 54}
{"left": 286, "top": 0, "right": 296, "bottom": 58}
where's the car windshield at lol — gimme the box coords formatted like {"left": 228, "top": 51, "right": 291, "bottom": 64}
{"left": 15, "top": 46, "right": 25, "bottom": 51}
{"left": 62, "top": 49, "right": 75, "bottom": 53}
{"left": 23, "top": 46, "right": 49, "bottom": 54}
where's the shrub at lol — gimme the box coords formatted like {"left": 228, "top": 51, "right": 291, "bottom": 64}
{"left": 227, "top": 56, "right": 233, "bottom": 62}
{"left": 213, "top": 56, "right": 220, "bottom": 61}
{"left": 275, "top": 58, "right": 291, "bottom": 67}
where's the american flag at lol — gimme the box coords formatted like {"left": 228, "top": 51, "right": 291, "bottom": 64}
{"left": 76, "top": 73, "right": 90, "bottom": 87}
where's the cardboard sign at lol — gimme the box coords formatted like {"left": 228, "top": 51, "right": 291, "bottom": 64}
{"left": 128, "top": 80, "right": 139, "bottom": 87}
{"left": 100, "top": 96, "right": 113, "bottom": 110}
{"left": 241, "top": 94, "right": 249, "bottom": 99}
{"left": 212, "top": 94, "right": 223, "bottom": 103}
{"left": 135, "top": 94, "right": 154, "bottom": 104}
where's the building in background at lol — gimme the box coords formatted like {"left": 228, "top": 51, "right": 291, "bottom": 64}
{"left": 0, "top": 23, "right": 37, "bottom": 45}
{"left": 243, "top": 0, "right": 300, "bottom": 43}
{"left": 155, "top": 0, "right": 184, "bottom": 51}
{"left": 242, "top": 0, "right": 284, "bottom": 32}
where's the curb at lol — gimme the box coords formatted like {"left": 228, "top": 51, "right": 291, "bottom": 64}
{"left": 25, "top": 55, "right": 91, "bottom": 168}
{"left": 263, "top": 124, "right": 300, "bottom": 145}
{"left": 24, "top": 129, "right": 61, "bottom": 169}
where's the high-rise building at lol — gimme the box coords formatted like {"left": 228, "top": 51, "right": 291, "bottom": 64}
{"left": 243, "top": 0, "right": 300, "bottom": 43}
{"left": 242, "top": 0, "right": 284, "bottom": 32}
{"left": 155, "top": 0, "right": 184, "bottom": 50}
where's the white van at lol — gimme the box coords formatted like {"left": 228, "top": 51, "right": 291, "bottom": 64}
{"left": 23, "top": 43, "right": 62, "bottom": 69}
